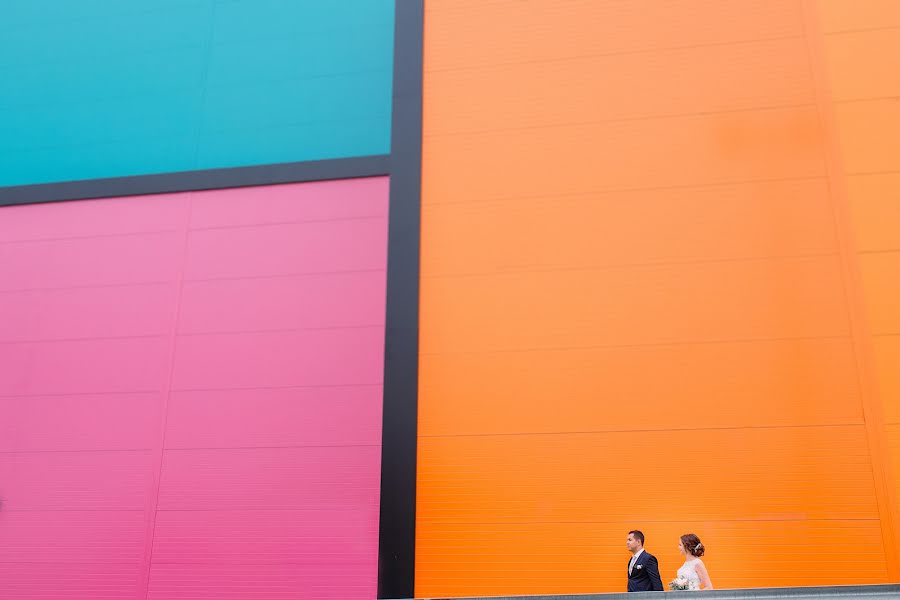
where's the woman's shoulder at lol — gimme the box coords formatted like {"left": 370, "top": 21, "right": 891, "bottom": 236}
{"left": 684, "top": 557, "right": 703, "bottom": 567}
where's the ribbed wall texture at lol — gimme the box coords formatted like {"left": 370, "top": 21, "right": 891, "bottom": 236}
{"left": 820, "top": 0, "right": 900, "bottom": 579}
{"left": 0, "top": 177, "right": 389, "bottom": 599}
{"left": 417, "top": 0, "right": 900, "bottom": 596}
{"left": 0, "top": 1, "right": 394, "bottom": 186}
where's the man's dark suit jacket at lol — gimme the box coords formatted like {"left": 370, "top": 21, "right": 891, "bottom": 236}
{"left": 627, "top": 550, "right": 664, "bottom": 592}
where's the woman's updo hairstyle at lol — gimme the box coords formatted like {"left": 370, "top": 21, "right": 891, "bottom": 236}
{"left": 680, "top": 533, "right": 705, "bottom": 557}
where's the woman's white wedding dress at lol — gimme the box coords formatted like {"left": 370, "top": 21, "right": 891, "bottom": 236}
{"left": 676, "top": 558, "right": 704, "bottom": 590}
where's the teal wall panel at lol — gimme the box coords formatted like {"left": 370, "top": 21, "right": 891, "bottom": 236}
{"left": 0, "top": 0, "right": 394, "bottom": 186}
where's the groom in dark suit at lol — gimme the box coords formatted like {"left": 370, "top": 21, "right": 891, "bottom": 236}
{"left": 626, "top": 530, "right": 663, "bottom": 592}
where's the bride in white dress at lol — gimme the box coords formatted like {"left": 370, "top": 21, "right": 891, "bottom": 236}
{"left": 675, "top": 534, "right": 713, "bottom": 590}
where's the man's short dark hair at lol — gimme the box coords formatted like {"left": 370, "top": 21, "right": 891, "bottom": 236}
{"left": 629, "top": 530, "right": 645, "bottom": 546}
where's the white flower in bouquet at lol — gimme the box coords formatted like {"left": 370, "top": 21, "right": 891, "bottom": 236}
{"left": 669, "top": 577, "right": 700, "bottom": 591}
{"left": 669, "top": 577, "right": 690, "bottom": 591}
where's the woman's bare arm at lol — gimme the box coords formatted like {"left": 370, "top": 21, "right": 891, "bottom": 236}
{"left": 695, "top": 561, "right": 713, "bottom": 590}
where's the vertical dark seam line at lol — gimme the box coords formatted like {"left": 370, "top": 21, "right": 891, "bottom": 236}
{"left": 377, "top": 1, "right": 424, "bottom": 598}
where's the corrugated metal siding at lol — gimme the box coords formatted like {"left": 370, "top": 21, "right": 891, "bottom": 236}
{"left": 0, "top": 177, "right": 388, "bottom": 599}
{"left": 417, "top": 0, "right": 898, "bottom": 595}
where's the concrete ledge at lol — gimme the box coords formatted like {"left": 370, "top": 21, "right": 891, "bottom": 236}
{"left": 395, "top": 584, "right": 900, "bottom": 600}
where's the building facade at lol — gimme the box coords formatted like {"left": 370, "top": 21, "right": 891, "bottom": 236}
{"left": 1, "top": 1, "right": 899, "bottom": 599}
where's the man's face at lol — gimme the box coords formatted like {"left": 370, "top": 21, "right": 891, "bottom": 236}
{"left": 626, "top": 533, "right": 641, "bottom": 553}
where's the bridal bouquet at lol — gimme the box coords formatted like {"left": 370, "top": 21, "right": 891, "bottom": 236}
{"left": 669, "top": 577, "right": 699, "bottom": 591}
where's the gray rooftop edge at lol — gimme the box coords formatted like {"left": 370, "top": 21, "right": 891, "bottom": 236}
{"left": 388, "top": 584, "right": 900, "bottom": 600}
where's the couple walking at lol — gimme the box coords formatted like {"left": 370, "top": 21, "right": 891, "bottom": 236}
{"left": 626, "top": 530, "right": 713, "bottom": 592}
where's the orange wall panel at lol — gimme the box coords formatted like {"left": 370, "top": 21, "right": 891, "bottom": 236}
{"left": 859, "top": 253, "right": 900, "bottom": 335}
{"left": 890, "top": 424, "right": 900, "bottom": 568}
{"left": 424, "top": 107, "right": 826, "bottom": 206}
{"left": 425, "top": 37, "right": 816, "bottom": 137}
{"left": 418, "top": 427, "right": 886, "bottom": 594}
{"left": 417, "top": 520, "right": 888, "bottom": 597}
{"left": 422, "top": 256, "right": 850, "bottom": 355}
{"left": 418, "top": 0, "right": 899, "bottom": 595}
{"left": 419, "top": 427, "right": 878, "bottom": 525}
{"left": 421, "top": 179, "right": 837, "bottom": 276}
{"left": 817, "top": 0, "right": 900, "bottom": 33}
{"left": 424, "top": 0, "right": 805, "bottom": 71}
{"left": 874, "top": 337, "right": 900, "bottom": 425}
{"left": 833, "top": 99, "right": 900, "bottom": 174}
{"left": 890, "top": 426, "right": 900, "bottom": 498}
{"left": 820, "top": 0, "right": 900, "bottom": 577}
{"left": 822, "top": 29, "right": 900, "bottom": 101}
{"left": 847, "top": 174, "right": 900, "bottom": 253}
{"left": 419, "top": 338, "right": 862, "bottom": 437}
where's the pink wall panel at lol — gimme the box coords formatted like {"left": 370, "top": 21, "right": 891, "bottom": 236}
{"left": 0, "top": 177, "right": 389, "bottom": 599}
{"left": 171, "top": 327, "right": 385, "bottom": 390}
{"left": 0, "top": 393, "right": 160, "bottom": 452}
{"left": 147, "top": 563, "right": 374, "bottom": 600}
{"left": 157, "top": 446, "right": 381, "bottom": 511}
{"left": 149, "top": 510, "right": 378, "bottom": 599}
{"left": 0, "top": 562, "right": 142, "bottom": 600}
{"left": 0, "top": 284, "right": 172, "bottom": 342}
{"left": 0, "top": 511, "right": 145, "bottom": 563}
{"left": 0, "top": 192, "right": 180, "bottom": 599}
{"left": 151, "top": 509, "right": 378, "bottom": 566}
{"left": 185, "top": 218, "right": 389, "bottom": 280}
{"left": 165, "top": 386, "right": 382, "bottom": 449}
{"left": 0, "top": 192, "right": 185, "bottom": 243}
{"left": 178, "top": 270, "right": 387, "bottom": 334}
{"left": 0, "top": 232, "right": 183, "bottom": 291}
{"left": 0, "top": 450, "right": 151, "bottom": 511}
{"left": 0, "top": 337, "right": 169, "bottom": 396}
{"left": 190, "top": 178, "right": 388, "bottom": 228}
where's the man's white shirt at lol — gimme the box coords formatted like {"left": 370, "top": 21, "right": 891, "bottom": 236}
{"left": 629, "top": 548, "right": 645, "bottom": 576}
